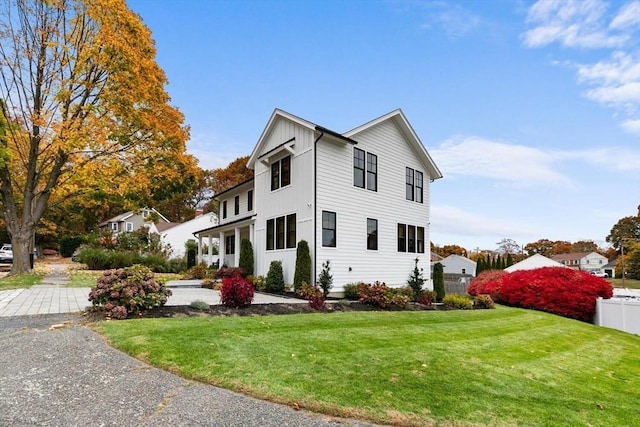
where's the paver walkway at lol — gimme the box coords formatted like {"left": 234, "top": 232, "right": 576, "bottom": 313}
{"left": 0, "top": 264, "right": 306, "bottom": 317}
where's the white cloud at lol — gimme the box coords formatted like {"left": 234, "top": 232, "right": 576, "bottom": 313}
{"left": 418, "top": 2, "right": 482, "bottom": 38}
{"left": 522, "top": 0, "right": 630, "bottom": 48}
{"left": 431, "top": 205, "right": 537, "bottom": 240}
{"left": 610, "top": 0, "right": 640, "bottom": 30}
{"left": 621, "top": 118, "right": 640, "bottom": 134}
{"left": 557, "top": 147, "right": 640, "bottom": 173}
{"left": 430, "top": 136, "right": 572, "bottom": 186}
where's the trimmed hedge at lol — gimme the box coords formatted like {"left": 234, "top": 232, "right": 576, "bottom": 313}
{"left": 468, "top": 267, "right": 613, "bottom": 322}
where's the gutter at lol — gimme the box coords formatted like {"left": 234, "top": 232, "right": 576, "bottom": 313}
{"left": 312, "top": 130, "right": 324, "bottom": 285}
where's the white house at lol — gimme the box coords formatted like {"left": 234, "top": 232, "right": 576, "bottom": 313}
{"left": 98, "top": 208, "right": 170, "bottom": 235}
{"left": 148, "top": 210, "right": 219, "bottom": 260}
{"left": 195, "top": 109, "right": 443, "bottom": 293}
{"left": 504, "top": 254, "right": 567, "bottom": 272}
{"left": 551, "top": 252, "right": 609, "bottom": 272}
{"left": 437, "top": 254, "right": 477, "bottom": 276}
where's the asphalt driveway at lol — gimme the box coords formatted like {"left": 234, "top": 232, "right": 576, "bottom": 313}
{"left": 0, "top": 314, "right": 376, "bottom": 427}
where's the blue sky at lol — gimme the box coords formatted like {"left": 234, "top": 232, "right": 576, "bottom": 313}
{"left": 128, "top": 0, "right": 640, "bottom": 252}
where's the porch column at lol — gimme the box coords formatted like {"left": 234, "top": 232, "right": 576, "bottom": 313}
{"left": 234, "top": 227, "right": 241, "bottom": 267}
{"left": 207, "top": 235, "right": 213, "bottom": 266}
{"left": 219, "top": 231, "right": 225, "bottom": 267}
{"left": 197, "top": 235, "right": 202, "bottom": 263}
{"left": 249, "top": 223, "right": 255, "bottom": 245}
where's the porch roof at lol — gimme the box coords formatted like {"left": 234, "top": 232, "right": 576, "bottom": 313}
{"left": 194, "top": 215, "right": 254, "bottom": 237}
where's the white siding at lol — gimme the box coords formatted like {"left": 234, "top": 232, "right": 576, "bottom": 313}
{"left": 253, "top": 118, "right": 316, "bottom": 284}
{"left": 315, "top": 120, "right": 432, "bottom": 292}
{"left": 218, "top": 185, "right": 254, "bottom": 226}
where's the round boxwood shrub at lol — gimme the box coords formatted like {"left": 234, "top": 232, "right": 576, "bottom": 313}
{"left": 88, "top": 265, "right": 172, "bottom": 319}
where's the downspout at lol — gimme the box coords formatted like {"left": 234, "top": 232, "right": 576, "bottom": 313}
{"left": 313, "top": 130, "right": 324, "bottom": 286}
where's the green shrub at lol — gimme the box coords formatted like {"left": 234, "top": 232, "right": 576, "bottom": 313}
{"left": 59, "top": 236, "right": 85, "bottom": 257}
{"left": 248, "top": 275, "right": 266, "bottom": 292}
{"left": 407, "top": 257, "right": 425, "bottom": 300}
{"left": 239, "top": 239, "right": 254, "bottom": 276}
{"left": 442, "top": 294, "right": 473, "bottom": 310}
{"left": 293, "top": 240, "right": 311, "bottom": 292}
{"left": 343, "top": 283, "right": 360, "bottom": 300}
{"left": 88, "top": 265, "right": 172, "bottom": 319}
{"left": 184, "top": 263, "right": 213, "bottom": 280}
{"left": 433, "top": 262, "right": 445, "bottom": 302}
{"left": 189, "top": 300, "right": 210, "bottom": 311}
{"left": 265, "top": 260, "right": 285, "bottom": 293}
{"left": 318, "top": 259, "right": 333, "bottom": 297}
{"left": 473, "top": 294, "right": 496, "bottom": 309}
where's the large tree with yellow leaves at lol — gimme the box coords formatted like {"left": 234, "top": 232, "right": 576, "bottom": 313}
{"left": 0, "top": 0, "right": 194, "bottom": 273}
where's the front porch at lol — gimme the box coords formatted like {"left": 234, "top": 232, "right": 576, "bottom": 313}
{"left": 196, "top": 217, "right": 255, "bottom": 269}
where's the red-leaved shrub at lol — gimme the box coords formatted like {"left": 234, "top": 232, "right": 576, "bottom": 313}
{"left": 220, "top": 275, "right": 254, "bottom": 308}
{"left": 470, "top": 267, "right": 613, "bottom": 322}
{"left": 467, "top": 270, "right": 508, "bottom": 297}
{"left": 298, "top": 283, "right": 326, "bottom": 310}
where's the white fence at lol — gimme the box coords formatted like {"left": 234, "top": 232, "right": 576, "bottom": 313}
{"left": 595, "top": 297, "right": 640, "bottom": 336}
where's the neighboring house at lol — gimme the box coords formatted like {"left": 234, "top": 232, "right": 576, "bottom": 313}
{"left": 430, "top": 252, "right": 444, "bottom": 263}
{"left": 602, "top": 259, "right": 617, "bottom": 279}
{"left": 148, "top": 210, "right": 219, "bottom": 260}
{"left": 98, "top": 208, "right": 170, "bottom": 235}
{"left": 195, "top": 108, "right": 442, "bottom": 293}
{"left": 504, "top": 254, "right": 568, "bottom": 272}
{"left": 550, "top": 252, "right": 609, "bottom": 272}
{"left": 436, "top": 254, "right": 477, "bottom": 276}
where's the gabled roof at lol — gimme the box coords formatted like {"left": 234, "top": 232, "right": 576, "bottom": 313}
{"left": 213, "top": 178, "right": 255, "bottom": 201}
{"left": 439, "top": 254, "right": 477, "bottom": 266}
{"left": 550, "top": 251, "right": 603, "bottom": 261}
{"left": 98, "top": 208, "right": 170, "bottom": 227}
{"left": 155, "top": 222, "right": 178, "bottom": 232}
{"left": 344, "top": 109, "right": 443, "bottom": 180}
{"left": 505, "top": 254, "right": 567, "bottom": 272}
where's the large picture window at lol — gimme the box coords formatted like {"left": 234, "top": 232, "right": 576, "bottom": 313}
{"left": 367, "top": 218, "right": 378, "bottom": 250}
{"left": 271, "top": 155, "right": 291, "bottom": 191}
{"left": 353, "top": 148, "right": 365, "bottom": 188}
{"left": 266, "top": 214, "right": 296, "bottom": 251}
{"left": 322, "top": 211, "right": 336, "bottom": 247}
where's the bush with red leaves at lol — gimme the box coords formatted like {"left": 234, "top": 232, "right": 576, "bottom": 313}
{"left": 469, "top": 267, "right": 613, "bottom": 322}
{"left": 467, "top": 270, "right": 508, "bottom": 297}
{"left": 220, "top": 275, "right": 254, "bottom": 308}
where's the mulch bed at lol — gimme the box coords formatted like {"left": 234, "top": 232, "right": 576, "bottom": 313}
{"left": 86, "top": 301, "right": 437, "bottom": 321}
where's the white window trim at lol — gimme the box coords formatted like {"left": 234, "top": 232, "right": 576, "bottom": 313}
{"left": 125, "top": 222, "right": 134, "bottom": 232}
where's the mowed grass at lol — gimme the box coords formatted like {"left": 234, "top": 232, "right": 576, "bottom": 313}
{"left": 0, "top": 273, "right": 42, "bottom": 290}
{"left": 97, "top": 307, "right": 640, "bottom": 426}
{"left": 608, "top": 278, "right": 640, "bottom": 289}
{"left": 67, "top": 269, "right": 182, "bottom": 287}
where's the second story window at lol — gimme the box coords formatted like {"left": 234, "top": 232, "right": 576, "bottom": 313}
{"left": 234, "top": 195, "right": 240, "bottom": 215}
{"left": 367, "top": 153, "right": 377, "bottom": 191}
{"left": 406, "top": 168, "right": 414, "bottom": 201}
{"left": 271, "top": 155, "right": 291, "bottom": 191}
{"left": 354, "top": 148, "right": 377, "bottom": 191}
{"left": 248, "top": 190, "right": 253, "bottom": 211}
{"left": 353, "top": 148, "right": 365, "bottom": 188}
{"left": 406, "top": 167, "right": 424, "bottom": 202}
{"left": 415, "top": 171, "right": 423, "bottom": 203}
{"left": 222, "top": 200, "right": 227, "bottom": 219}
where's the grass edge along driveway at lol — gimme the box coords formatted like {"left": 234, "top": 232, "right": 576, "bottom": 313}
{"left": 97, "top": 307, "right": 640, "bottom": 427}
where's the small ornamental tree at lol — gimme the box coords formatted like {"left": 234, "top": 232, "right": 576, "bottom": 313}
{"left": 220, "top": 275, "right": 254, "bottom": 308}
{"left": 239, "top": 238, "right": 254, "bottom": 276}
{"left": 433, "top": 262, "right": 445, "bottom": 302}
{"left": 265, "top": 260, "right": 285, "bottom": 293}
{"left": 293, "top": 240, "right": 311, "bottom": 292}
{"left": 88, "top": 265, "right": 172, "bottom": 319}
{"left": 318, "top": 259, "right": 333, "bottom": 297}
{"left": 407, "top": 257, "right": 426, "bottom": 300}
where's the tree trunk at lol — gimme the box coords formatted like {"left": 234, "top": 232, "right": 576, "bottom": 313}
{"left": 10, "top": 228, "right": 34, "bottom": 274}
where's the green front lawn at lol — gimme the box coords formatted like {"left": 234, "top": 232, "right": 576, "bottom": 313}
{"left": 97, "top": 307, "right": 640, "bottom": 426}
{"left": 0, "top": 273, "right": 43, "bottom": 290}
{"left": 67, "top": 270, "right": 182, "bottom": 288}
{"left": 608, "top": 278, "right": 640, "bottom": 289}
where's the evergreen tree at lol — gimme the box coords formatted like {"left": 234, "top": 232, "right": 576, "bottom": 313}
{"left": 506, "top": 253, "right": 514, "bottom": 268}
{"left": 318, "top": 260, "right": 334, "bottom": 297}
{"left": 293, "top": 240, "right": 311, "bottom": 292}
{"left": 238, "top": 239, "right": 254, "bottom": 276}
{"left": 408, "top": 257, "right": 426, "bottom": 300}
{"left": 433, "top": 262, "right": 445, "bottom": 303}
{"left": 476, "top": 256, "right": 484, "bottom": 274}
{"left": 265, "top": 260, "right": 285, "bottom": 293}
{"left": 496, "top": 255, "right": 502, "bottom": 270}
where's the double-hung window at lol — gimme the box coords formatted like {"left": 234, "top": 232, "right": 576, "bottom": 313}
{"left": 415, "top": 171, "right": 423, "bottom": 203}
{"left": 234, "top": 195, "right": 240, "bottom": 215}
{"left": 417, "top": 227, "right": 425, "bottom": 253}
{"left": 222, "top": 200, "right": 227, "bottom": 219}
{"left": 397, "top": 224, "right": 406, "bottom": 252}
{"left": 406, "top": 167, "right": 424, "bottom": 203}
{"left": 322, "top": 211, "right": 336, "bottom": 247}
{"left": 406, "top": 168, "right": 414, "bottom": 201}
{"left": 266, "top": 214, "right": 297, "bottom": 250}
{"left": 247, "top": 190, "right": 253, "bottom": 211}
{"left": 354, "top": 148, "right": 377, "bottom": 191}
{"left": 271, "top": 155, "right": 291, "bottom": 191}
{"left": 367, "top": 218, "right": 378, "bottom": 250}
{"left": 398, "top": 223, "right": 425, "bottom": 253}
{"left": 408, "top": 225, "right": 416, "bottom": 253}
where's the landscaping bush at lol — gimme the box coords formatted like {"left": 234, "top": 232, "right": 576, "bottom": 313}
{"left": 190, "top": 300, "right": 210, "bottom": 311}
{"left": 298, "top": 282, "right": 326, "bottom": 310}
{"left": 442, "top": 294, "right": 473, "bottom": 310}
{"left": 433, "top": 262, "right": 445, "bottom": 302}
{"left": 248, "top": 275, "right": 266, "bottom": 292}
{"left": 265, "top": 260, "right": 285, "bottom": 293}
{"left": 467, "top": 270, "right": 509, "bottom": 297}
{"left": 473, "top": 294, "right": 495, "bottom": 309}
{"left": 239, "top": 239, "right": 254, "bottom": 276}
{"left": 219, "top": 275, "right": 254, "bottom": 308}
{"left": 88, "top": 265, "right": 172, "bottom": 319}
{"left": 185, "top": 263, "right": 214, "bottom": 280}
{"left": 215, "top": 266, "right": 246, "bottom": 279}
{"left": 59, "top": 236, "right": 85, "bottom": 257}
{"left": 343, "top": 283, "right": 360, "bottom": 300}
{"left": 357, "top": 282, "right": 409, "bottom": 309}
{"left": 470, "top": 267, "right": 613, "bottom": 322}
{"left": 407, "top": 257, "right": 426, "bottom": 300}
{"left": 318, "top": 259, "right": 333, "bottom": 297}
{"left": 417, "top": 290, "right": 436, "bottom": 306}
{"left": 78, "top": 248, "right": 138, "bottom": 270}
{"left": 293, "top": 240, "right": 311, "bottom": 293}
